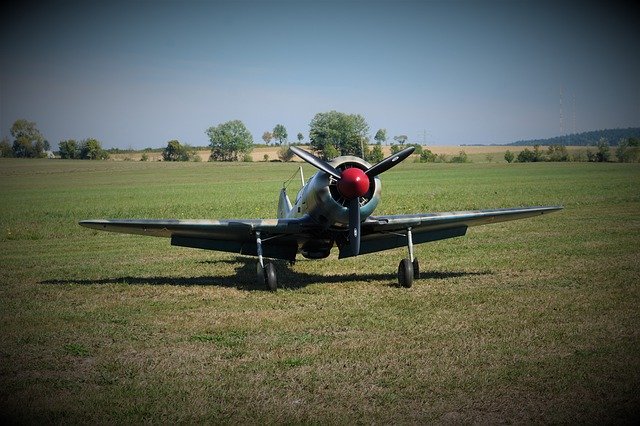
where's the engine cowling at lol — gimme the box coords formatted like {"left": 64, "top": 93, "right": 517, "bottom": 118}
{"left": 296, "top": 156, "right": 381, "bottom": 228}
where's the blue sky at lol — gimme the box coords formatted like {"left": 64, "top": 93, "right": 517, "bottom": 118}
{"left": 1, "top": 0, "right": 638, "bottom": 148}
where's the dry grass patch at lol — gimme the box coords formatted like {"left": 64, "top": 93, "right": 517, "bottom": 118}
{"left": 107, "top": 145, "right": 587, "bottom": 163}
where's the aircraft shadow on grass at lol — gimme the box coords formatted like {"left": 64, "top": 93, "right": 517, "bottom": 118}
{"left": 41, "top": 256, "right": 491, "bottom": 291}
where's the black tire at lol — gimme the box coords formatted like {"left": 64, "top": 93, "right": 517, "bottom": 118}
{"left": 398, "top": 258, "right": 414, "bottom": 288}
{"left": 412, "top": 258, "right": 420, "bottom": 280}
{"left": 265, "top": 262, "right": 278, "bottom": 292}
{"left": 256, "top": 262, "right": 266, "bottom": 288}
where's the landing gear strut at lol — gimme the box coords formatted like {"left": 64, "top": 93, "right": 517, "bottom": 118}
{"left": 255, "top": 231, "right": 277, "bottom": 291}
{"left": 398, "top": 227, "right": 419, "bottom": 288}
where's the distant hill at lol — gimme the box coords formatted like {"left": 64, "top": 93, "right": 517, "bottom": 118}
{"left": 506, "top": 127, "right": 640, "bottom": 147}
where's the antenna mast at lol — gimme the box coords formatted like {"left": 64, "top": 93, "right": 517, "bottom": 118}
{"left": 417, "top": 129, "right": 429, "bottom": 145}
{"left": 572, "top": 93, "right": 576, "bottom": 134}
{"left": 559, "top": 86, "right": 565, "bottom": 136}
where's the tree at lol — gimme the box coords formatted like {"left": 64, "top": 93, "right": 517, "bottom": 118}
{"left": 162, "top": 140, "right": 192, "bottom": 161}
{"left": 532, "top": 144, "right": 544, "bottom": 162}
{"left": 407, "top": 143, "right": 422, "bottom": 154}
{"left": 1, "top": 137, "right": 14, "bottom": 157}
{"left": 58, "top": 139, "right": 79, "bottom": 159}
{"left": 616, "top": 138, "right": 640, "bottom": 163}
{"left": 309, "top": 110, "right": 369, "bottom": 159}
{"left": 517, "top": 148, "right": 535, "bottom": 162}
{"left": 419, "top": 149, "right": 437, "bottom": 162}
{"left": 374, "top": 129, "right": 387, "bottom": 145}
{"left": 393, "top": 135, "right": 408, "bottom": 145}
{"left": 13, "top": 138, "right": 46, "bottom": 158}
{"left": 504, "top": 150, "right": 515, "bottom": 163}
{"left": 323, "top": 144, "right": 340, "bottom": 160}
{"left": 278, "top": 145, "right": 294, "bottom": 162}
{"left": 517, "top": 145, "right": 544, "bottom": 162}
{"left": 546, "top": 145, "right": 569, "bottom": 162}
{"left": 361, "top": 138, "right": 371, "bottom": 160}
{"left": 207, "top": 120, "right": 253, "bottom": 161}
{"left": 297, "top": 132, "right": 304, "bottom": 143}
{"left": 595, "top": 138, "right": 611, "bottom": 162}
{"left": 392, "top": 143, "right": 421, "bottom": 155}
{"left": 262, "top": 131, "right": 272, "bottom": 145}
{"left": 79, "top": 138, "right": 109, "bottom": 159}
{"left": 370, "top": 142, "right": 384, "bottom": 163}
{"left": 272, "top": 124, "right": 288, "bottom": 145}
{"left": 571, "top": 150, "right": 587, "bottom": 162}
{"left": 450, "top": 150, "right": 469, "bottom": 163}
{"left": 10, "top": 119, "right": 46, "bottom": 158}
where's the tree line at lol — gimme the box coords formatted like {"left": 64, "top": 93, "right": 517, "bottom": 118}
{"left": 1, "top": 119, "right": 51, "bottom": 158}
{"left": 169, "top": 111, "right": 393, "bottom": 163}
{"left": 0, "top": 119, "right": 111, "bottom": 160}
{"left": 186, "top": 111, "right": 419, "bottom": 163}
{"left": 507, "top": 127, "right": 640, "bottom": 147}
{"left": 7, "top": 115, "right": 635, "bottom": 164}
{"left": 503, "top": 138, "right": 639, "bottom": 163}
{"left": 0, "top": 114, "right": 419, "bottom": 163}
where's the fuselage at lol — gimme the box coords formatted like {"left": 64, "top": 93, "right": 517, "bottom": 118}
{"left": 278, "top": 155, "right": 382, "bottom": 258}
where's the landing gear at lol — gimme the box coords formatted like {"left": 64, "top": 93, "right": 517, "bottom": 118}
{"left": 256, "top": 261, "right": 278, "bottom": 291}
{"left": 255, "top": 231, "right": 278, "bottom": 291}
{"left": 256, "top": 262, "right": 266, "bottom": 288}
{"left": 397, "top": 227, "right": 419, "bottom": 287}
{"left": 398, "top": 258, "right": 414, "bottom": 288}
{"left": 264, "top": 263, "right": 277, "bottom": 291}
{"left": 413, "top": 258, "right": 420, "bottom": 279}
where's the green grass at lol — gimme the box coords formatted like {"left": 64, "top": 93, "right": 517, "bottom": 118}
{"left": 1, "top": 158, "right": 639, "bottom": 423}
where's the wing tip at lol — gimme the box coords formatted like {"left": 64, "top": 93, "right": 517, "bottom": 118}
{"left": 544, "top": 205, "right": 564, "bottom": 212}
{"left": 79, "top": 219, "right": 109, "bottom": 229}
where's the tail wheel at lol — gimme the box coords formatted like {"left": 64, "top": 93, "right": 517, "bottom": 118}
{"left": 265, "top": 262, "right": 278, "bottom": 292}
{"left": 398, "top": 258, "right": 414, "bottom": 288}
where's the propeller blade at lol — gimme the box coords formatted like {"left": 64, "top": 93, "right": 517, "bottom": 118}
{"left": 365, "top": 146, "right": 415, "bottom": 178}
{"left": 289, "top": 146, "right": 341, "bottom": 180}
{"left": 348, "top": 197, "right": 361, "bottom": 256}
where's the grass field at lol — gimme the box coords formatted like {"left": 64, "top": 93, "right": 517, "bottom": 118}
{"left": 1, "top": 158, "right": 639, "bottom": 423}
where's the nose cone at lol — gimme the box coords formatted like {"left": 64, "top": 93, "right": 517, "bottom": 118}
{"left": 337, "top": 167, "right": 370, "bottom": 199}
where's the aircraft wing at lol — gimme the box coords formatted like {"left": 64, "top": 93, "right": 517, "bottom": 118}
{"left": 82, "top": 206, "right": 562, "bottom": 261}
{"left": 338, "top": 205, "right": 562, "bottom": 258}
{"left": 79, "top": 218, "right": 312, "bottom": 261}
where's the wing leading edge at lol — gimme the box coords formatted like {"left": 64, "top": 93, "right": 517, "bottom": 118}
{"left": 79, "top": 218, "right": 311, "bottom": 261}
{"left": 81, "top": 206, "right": 562, "bottom": 261}
{"left": 338, "top": 205, "right": 563, "bottom": 258}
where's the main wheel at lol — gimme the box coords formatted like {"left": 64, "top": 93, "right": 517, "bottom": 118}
{"left": 398, "top": 258, "right": 414, "bottom": 288}
{"left": 412, "top": 258, "right": 420, "bottom": 279}
{"left": 256, "top": 262, "right": 266, "bottom": 288}
{"left": 265, "top": 262, "right": 278, "bottom": 292}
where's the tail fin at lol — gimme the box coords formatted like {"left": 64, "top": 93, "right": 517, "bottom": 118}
{"left": 278, "top": 188, "right": 293, "bottom": 218}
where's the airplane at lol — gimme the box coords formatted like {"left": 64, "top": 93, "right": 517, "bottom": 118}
{"left": 80, "top": 146, "right": 562, "bottom": 290}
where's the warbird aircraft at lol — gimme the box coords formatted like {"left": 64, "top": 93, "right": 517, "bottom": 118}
{"left": 80, "top": 146, "right": 561, "bottom": 290}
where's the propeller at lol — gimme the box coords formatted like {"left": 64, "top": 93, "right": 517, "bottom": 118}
{"left": 348, "top": 197, "right": 361, "bottom": 256}
{"left": 365, "top": 146, "right": 416, "bottom": 177}
{"left": 289, "top": 146, "right": 341, "bottom": 179}
{"left": 290, "top": 145, "right": 415, "bottom": 256}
